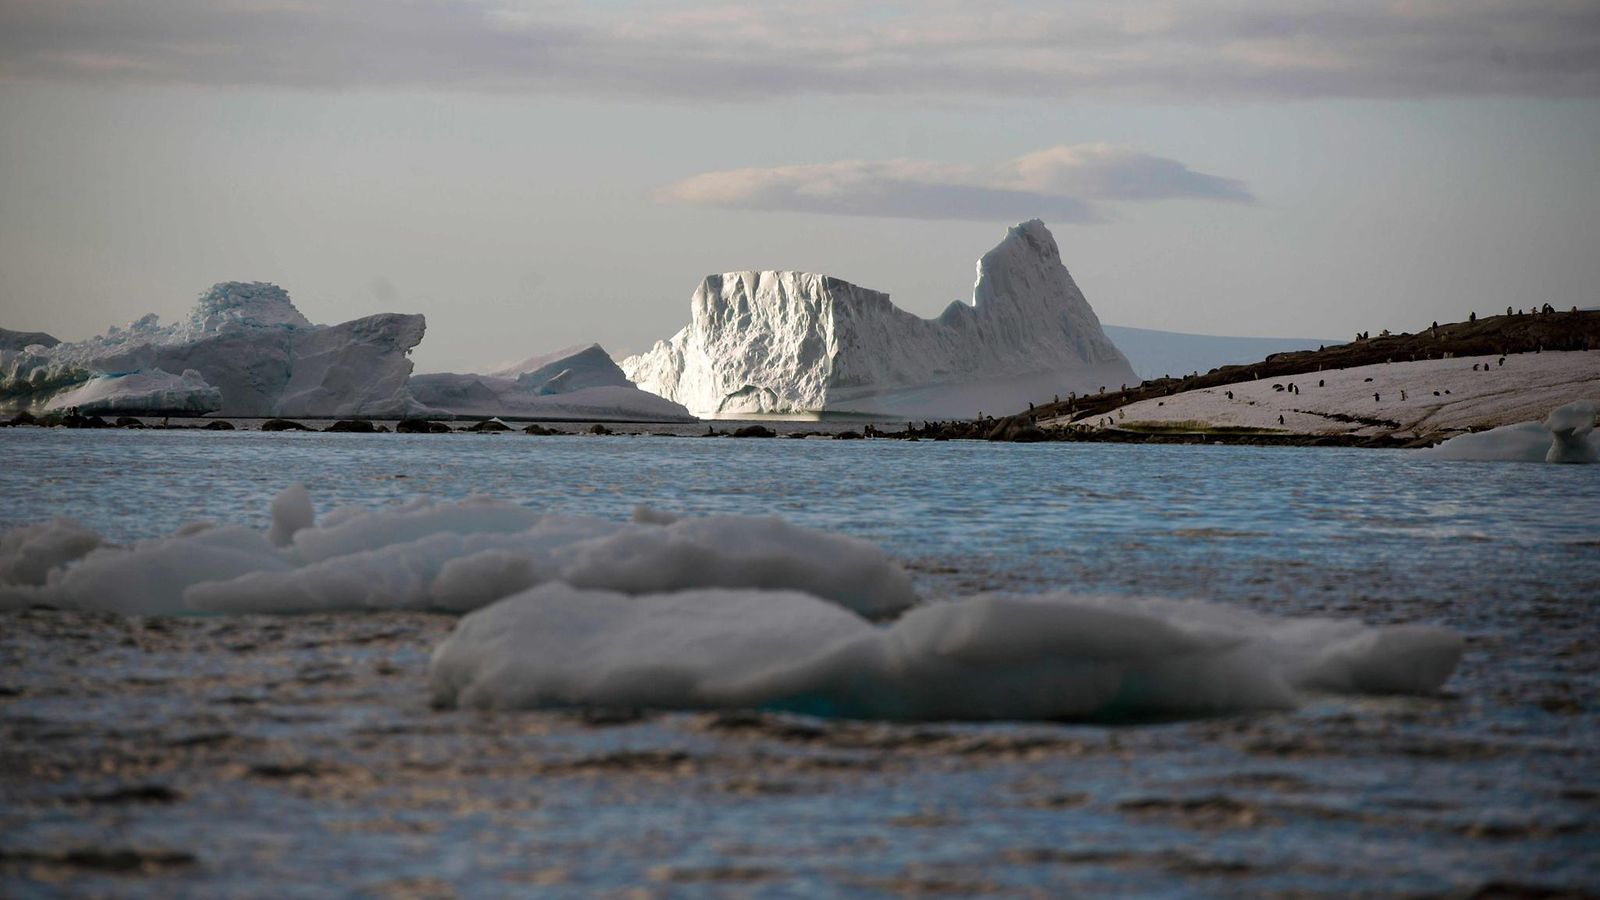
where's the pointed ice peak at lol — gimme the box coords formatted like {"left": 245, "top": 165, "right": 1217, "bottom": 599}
{"left": 187, "top": 282, "right": 312, "bottom": 336}
{"left": 490, "top": 342, "right": 611, "bottom": 379}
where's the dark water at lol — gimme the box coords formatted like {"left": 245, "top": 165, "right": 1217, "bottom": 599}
{"left": 1, "top": 428, "right": 1597, "bottom": 896}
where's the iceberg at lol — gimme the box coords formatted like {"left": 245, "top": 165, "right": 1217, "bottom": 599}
{"left": 0, "top": 282, "right": 429, "bottom": 417}
{"left": 430, "top": 585, "right": 1464, "bottom": 721}
{"left": 1421, "top": 399, "right": 1598, "bottom": 463}
{"left": 45, "top": 368, "right": 223, "bottom": 415}
{"left": 409, "top": 343, "right": 696, "bottom": 422}
{"left": 622, "top": 220, "right": 1137, "bottom": 419}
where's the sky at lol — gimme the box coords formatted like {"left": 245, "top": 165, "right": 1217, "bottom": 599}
{"left": 1, "top": 0, "right": 1597, "bottom": 372}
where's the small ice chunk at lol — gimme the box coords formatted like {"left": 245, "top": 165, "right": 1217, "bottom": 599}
{"left": 0, "top": 518, "right": 103, "bottom": 587}
{"left": 267, "top": 483, "right": 314, "bottom": 547}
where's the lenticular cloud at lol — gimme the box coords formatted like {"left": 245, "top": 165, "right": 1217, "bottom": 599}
{"left": 0, "top": 484, "right": 1463, "bottom": 721}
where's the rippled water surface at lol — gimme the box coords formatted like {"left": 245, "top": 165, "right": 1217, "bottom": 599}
{"left": 2, "top": 428, "right": 1597, "bottom": 897}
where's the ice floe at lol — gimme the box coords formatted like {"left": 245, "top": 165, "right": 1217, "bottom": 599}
{"left": 430, "top": 586, "right": 1464, "bottom": 720}
{"left": 1421, "top": 399, "right": 1599, "bottom": 463}
{"left": 0, "top": 486, "right": 915, "bottom": 618}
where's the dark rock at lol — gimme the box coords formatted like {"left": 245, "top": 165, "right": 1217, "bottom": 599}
{"left": 523, "top": 424, "right": 565, "bottom": 436}
{"left": 986, "top": 415, "right": 1049, "bottom": 443}
{"left": 3, "top": 410, "right": 37, "bottom": 427}
{"left": 203, "top": 420, "right": 235, "bottom": 431}
{"left": 468, "top": 419, "right": 511, "bottom": 433}
{"left": 835, "top": 431, "right": 864, "bottom": 440}
{"left": 62, "top": 414, "right": 111, "bottom": 429}
{"left": 113, "top": 416, "right": 145, "bottom": 428}
{"left": 396, "top": 418, "right": 452, "bottom": 434}
{"left": 260, "top": 419, "right": 311, "bottom": 432}
{"left": 324, "top": 420, "right": 377, "bottom": 433}
{"left": 589, "top": 424, "right": 613, "bottom": 435}
{"left": 731, "top": 425, "right": 776, "bottom": 438}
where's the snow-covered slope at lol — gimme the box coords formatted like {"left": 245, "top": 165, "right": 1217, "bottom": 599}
{"left": 622, "top": 220, "right": 1136, "bottom": 419}
{"left": 1051, "top": 350, "right": 1599, "bottom": 438}
{"left": 1103, "top": 325, "right": 1337, "bottom": 382}
{"left": 0, "top": 282, "right": 429, "bottom": 417}
{"left": 410, "top": 343, "right": 697, "bottom": 422}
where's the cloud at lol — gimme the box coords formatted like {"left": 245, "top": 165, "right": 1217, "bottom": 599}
{"left": 654, "top": 145, "right": 1253, "bottom": 223}
{"left": 0, "top": 1, "right": 1596, "bottom": 101}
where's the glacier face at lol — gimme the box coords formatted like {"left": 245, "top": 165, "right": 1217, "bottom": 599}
{"left": 409, "top": 343, "right": 697, "bottom": 422}
{"left": 622, "top": 220, "right": 1137, "bottom": 419}
{"left": 0, "top": 282, "right": 428, "bottom": 417}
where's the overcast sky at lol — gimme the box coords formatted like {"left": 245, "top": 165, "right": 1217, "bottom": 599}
{"left": 1, "top": 0, "right": 1597, "bottom": 371}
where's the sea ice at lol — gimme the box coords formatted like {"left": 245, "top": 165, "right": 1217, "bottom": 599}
{"left": 1421, "top": 399, "right": 1599, "bottom": 463}
{"left": 430, "top": 587, "right": 1464, "bottom": 720}
{"left": 0, "top": 487, "right": 916, "bottom": 618}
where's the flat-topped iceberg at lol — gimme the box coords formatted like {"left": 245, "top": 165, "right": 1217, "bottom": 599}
{"left": 0, "top": 282, "right": 428, "bottom": 418}
{"left": 410, "top": 343, "right": 696, "bottom": 422}
{"left": 622, "top": 220, "right": 1137, "bottom": 418}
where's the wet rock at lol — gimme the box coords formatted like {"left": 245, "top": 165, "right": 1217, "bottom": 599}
{"left": 985, "top": 414, "right": 1049, "bottom": 443}
{"left": 114, "top": 416, "right": 145, "bottom": 428}
{"left": 589, "top": 423, "right": 613, "bottom": 435}
{"left": 835, "top": 430, "right": 863, "bottom": 440}
{"left": 324, "top": 419, "right": 377, "bottom": 433}
{"left": 523, "top": 424, "right": 565, "bottom": 435}
{"left": 202, "top": 420, "right": 235, "bottom": 430}
{"left": 731, "top": 424, "right": 776, "bottom": 438}
{"left": 468, "top": 419, "right": 510, "bottom": 432}
{"left": 260, "top": 418, "right": 311, "bottom": 431}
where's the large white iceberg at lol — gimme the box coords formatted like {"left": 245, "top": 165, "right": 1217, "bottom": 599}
{"left": 409, "top": 343, "right": 696, "bottom": 422}
{"left": 622, "top": 220, "right": 1138, "bottom": 419}
{"left": 430, "top": 584, "right": 1463, "bottom": 721}
{"left": 0, "top": 282, "right": 429, "bottom": 417}
{"left": 1421, "top": 399, "right": 1599, "bottom": 463}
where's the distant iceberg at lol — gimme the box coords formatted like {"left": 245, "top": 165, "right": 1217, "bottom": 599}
{"left": 1422, "top": 399, "right": 1598, "bottom": 463}
{"left": 410, "top": 343, "right": 696, "bottom": 422}
{"left": 0, "top": 282, "right": 428, "bottom": 418}
{"left": 623, "top": 220, "right": 1137, "bottom": 419}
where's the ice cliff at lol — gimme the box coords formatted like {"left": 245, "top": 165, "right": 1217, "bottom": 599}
{"left": 0, "top": 282, "right": 428, "bottom": 417}
{"left": 1422, "top": 399, "right": 1599, "bottom": 463}
{"left": 410, "top": 343, "right": 697, "bottom": 422}
{"left": 622, "top": 220, "right": 1137, "bottom": 418}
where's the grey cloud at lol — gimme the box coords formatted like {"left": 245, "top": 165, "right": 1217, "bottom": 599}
{"left": 1, "top": 1, "right": 1596, "bottom": 100}
{"left": 655, "top": 146, "right": 1251, "bottom": 223}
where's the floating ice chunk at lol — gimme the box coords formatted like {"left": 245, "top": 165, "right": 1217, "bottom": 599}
{"left": 551, "top": 515, "right": 917, "bottom": 619}
{"left": 289, "top": 497, "right": 545, "bottom": 563}
{"left": 0, "top": 518, "right": 102, "bottom": 587}
{"left": 430, "top": 584, "right": 868, "bottom": 710}
{"left": 1544, "top": 399, "right": 1598, "bottom": 463}
{"left": 3, "top": 525, "right": 291, "bottom": 615}
{"left": 1422, "top": 399, "right": 1599, "bottom": 463}
{"left": 268, "top": 483, "right": 314, "bottom": 547}
{"left": 430, "top": 588, "right": 1463, "bottom": 721}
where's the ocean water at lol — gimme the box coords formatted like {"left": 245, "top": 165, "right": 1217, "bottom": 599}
{"left": 1, "top": 427, "right": 1597, "bottom": 896}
